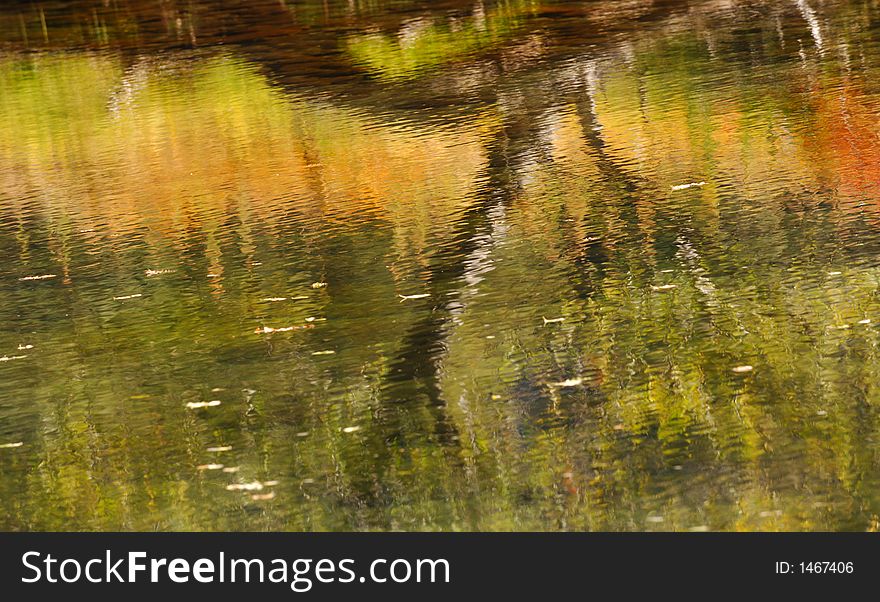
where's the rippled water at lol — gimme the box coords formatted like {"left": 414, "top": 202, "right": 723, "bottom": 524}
{"left": 2, "top": 0, "right": 880, "bottom": 531}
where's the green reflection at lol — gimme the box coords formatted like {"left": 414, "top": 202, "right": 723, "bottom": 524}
{"left": 345, "top": 1, "right": 540, "bottom": 80}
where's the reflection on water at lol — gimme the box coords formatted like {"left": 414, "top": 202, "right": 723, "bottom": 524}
{"left": 2, "top": 0, "right": 880, "bottom": 531}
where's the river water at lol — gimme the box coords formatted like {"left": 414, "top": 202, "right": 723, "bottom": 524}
{"left": 1, "top": 0, "right": 880, "bottom": 531}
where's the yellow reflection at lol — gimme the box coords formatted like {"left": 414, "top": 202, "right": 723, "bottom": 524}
{"left": 0, "top": 52, "right": 491, "bottom": 261}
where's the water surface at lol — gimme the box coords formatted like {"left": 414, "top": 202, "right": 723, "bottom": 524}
{"left": 2, "top": 0, "right": 880, "bottom": 531}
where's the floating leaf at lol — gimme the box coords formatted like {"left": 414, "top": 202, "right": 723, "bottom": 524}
{"left": 670, "top": 181, "right": 705, "bottom": 191}
{"left": 227, "top": 480, "right": 278, "bottom": 492}
{"left": 398, "top": 293, "right": 430, "bottom": 301}
{"left": 227, "top": 482, "right": 264, "bottom": 492}
{"left": 186, "top": 400, "right": 221, "bottom": 409}
{"left": 254, "top": 325, "right": 313, "bottom": 334}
